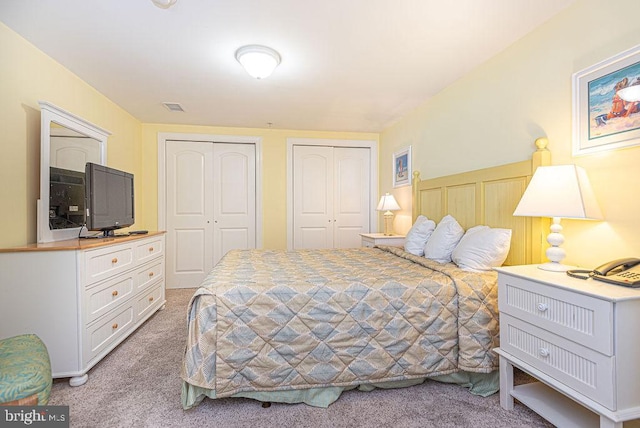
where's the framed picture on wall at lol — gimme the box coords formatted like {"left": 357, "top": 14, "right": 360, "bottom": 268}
{"left": 392, "top": 146, "right": 411, "bottom": 187}
{"left": 573, "top": 44, "right": 640, "bottom": 156}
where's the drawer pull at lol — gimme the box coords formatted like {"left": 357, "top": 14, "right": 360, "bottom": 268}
{"left": 537, "top": 303, "right": 548, "bottom": 312}
{"left": 148, "top": 247, "right": 154, "bottom": 252}
{"left": 111, "top": 257, "right": 118, "bottom": 264}
{"left": 539, "top": 348, "right": 550, "bottom": 358}
{"left": 148, "top": 272, "right": 154, "bottom": 277}
{"left": 112, "top": 323, "right": 118, "bottom": 330}
{"left": 112, "top": 290, "right": 118, "bottom": 297}
{"left": 149, "top": 296, "right": 154, "bottom": 302}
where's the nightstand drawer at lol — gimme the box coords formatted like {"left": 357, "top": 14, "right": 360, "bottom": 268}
{"left": 498, "top": 275, "right": 612, "bottom": 355}
{"left": 362, "top": 239, "right": 375, "bottom": 248}
{"left": 500, "top": 313, "right": 615, "bottom": 410}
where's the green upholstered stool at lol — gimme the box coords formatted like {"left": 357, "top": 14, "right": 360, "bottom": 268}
{"left": 0, "top": 334, "right": 52, "bottom": 406}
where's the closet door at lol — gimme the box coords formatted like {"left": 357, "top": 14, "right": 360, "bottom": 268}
{"left": 165, "top": 141, "right": 256, "bottom": 289}
{"left": 212, "top": 143, "right": 256, "bottom": 266}
{"left": 333, "top": 147, "right": 370, "bottom": 248}
{"left": 292, "top": 145, "right": 370, "bottom": 249}
{"left": 165, "top": 141, "right": 215, "bottom": 289}
{"left": 293, "top": 145, "right": 334, "bottom": 249}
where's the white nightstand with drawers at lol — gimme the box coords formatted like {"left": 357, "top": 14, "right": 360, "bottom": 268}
{"left": 494, "top": 265, "right": 640, "bottom": 428}
{"left": 360, "top": 233, "right": 405, "bottom": 248}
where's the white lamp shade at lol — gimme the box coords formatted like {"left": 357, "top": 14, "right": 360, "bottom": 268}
{"left": 618, "top": 85, "right": 640, "bottom": 102}
{"left": 377, "top": 193, "right": 401, "bottom": 211}
{"left": 235, "top": 45, "right": 281, "bottom": 79}
{"left": 513, "top": 165, "right": 602, "bottom": 220}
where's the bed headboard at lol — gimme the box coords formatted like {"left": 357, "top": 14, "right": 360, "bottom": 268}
{"left": 411, "top": 138, "right": 551, "bottom": 266}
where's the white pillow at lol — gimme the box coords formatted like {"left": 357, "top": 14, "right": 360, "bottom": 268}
{"left": 423, "top": 215, "right": 464, "bottom": 263}
{"left": 452, "top": 226, "right": 512, "bottom": 271}
{"left": 404, "top": 215, "right": 436, "bottom": 256}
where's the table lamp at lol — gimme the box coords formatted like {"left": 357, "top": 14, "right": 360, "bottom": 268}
{"left": 513, "top": 164, "right": 602, "bottom": 272}
{"left": 377, "top": 193, "right": 401, "bottom": 236}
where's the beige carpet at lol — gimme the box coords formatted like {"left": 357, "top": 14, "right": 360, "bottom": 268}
{"left": 49, "top": 288, "right": 553, "bottom": 427}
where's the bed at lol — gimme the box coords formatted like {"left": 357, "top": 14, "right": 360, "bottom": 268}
{"left": 181, "top": 139, "right": 551, "bottom": 409}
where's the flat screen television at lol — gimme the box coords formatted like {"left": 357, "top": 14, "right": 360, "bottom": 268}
{"left": 85, "top": 162, "right": 134, "bottom": 237}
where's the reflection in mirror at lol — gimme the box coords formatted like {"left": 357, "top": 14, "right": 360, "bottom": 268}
{"left": 38, "top": 101, "right": 110, "bottom": 243}
{"left": 48, "top": 124, "right": 102, "bottom": 230}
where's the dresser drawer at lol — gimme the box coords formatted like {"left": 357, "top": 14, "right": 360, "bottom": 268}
{"left": 84, "top": 244, "right": 134, "bottom": 286}
{"left": 85, "top": 304, "right": 134, "bottom": 362}
{"left": 135, "top": 259, "right": 164, "bottom": 292}
{"left": 498, "top": 275, "right": 613, "bottom": 355}
{"left": 135, "top": 237, "right": 164, "bottom": 263}
{"left": 500, "top": 313, "right": 615, "bottom": 410}
{"left": 135, "top": 281, "right": 164, "bottom": 321}
{"left": 85, "top": 273, "right": 134, "bottom": 323}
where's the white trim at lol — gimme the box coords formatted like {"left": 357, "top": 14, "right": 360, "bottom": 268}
{"left": 286, "top": 137, "right": 378, "bottom": 250}
{"left": 157, "top": 132, "right": 263, "bottom": 249}
{"left": 38, "top": 101, "right": 110, "bottom": 243}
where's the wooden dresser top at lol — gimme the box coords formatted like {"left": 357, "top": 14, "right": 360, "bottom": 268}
{"left": 0, "top": 231, "right": 165, "bottom": 253}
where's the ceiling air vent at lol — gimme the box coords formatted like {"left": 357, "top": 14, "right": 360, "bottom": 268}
{"left": 162, "top": 102, "right": 185, "bottom": 112}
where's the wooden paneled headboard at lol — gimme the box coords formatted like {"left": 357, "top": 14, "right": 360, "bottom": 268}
{"left": 412, "top": 138, "right": 551, "bottom": 266}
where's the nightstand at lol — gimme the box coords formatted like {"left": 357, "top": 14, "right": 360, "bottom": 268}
{"left": 494, "top": 265, "right": 640, "bottom": 428}
{"left": 359, "top": 233, "right": 405, "bottom": 248}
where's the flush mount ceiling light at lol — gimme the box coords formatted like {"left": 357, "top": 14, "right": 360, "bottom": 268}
{"left": 235, "top": 45, "right": 281, "bottom": 79}
{"left": 151, "top": 0, "right": 177, "bottom": 9}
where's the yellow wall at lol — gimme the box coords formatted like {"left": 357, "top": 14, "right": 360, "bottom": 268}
{"left": 381, "top": 0, "right": 640, "bottom": 268}
{"left": 0, "top": 22, "right": 143, "bottom": 248}
{"left": 6, "top": 0, "right": 640, "bottom": 265}
{"left": 140, "top": 124, "right": 378, "bottom": 249}
{"left": 0, "top": 22, "right": 378, "bottom": 249}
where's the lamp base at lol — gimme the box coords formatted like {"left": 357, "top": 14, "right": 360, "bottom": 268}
{"left": 539, "top": 217, "right": 568, "bottom": 272}
{"left": 537, "top": 262, "right": 570, "bottom": 272}
{"left": 383, "top": 212, "right": 394, "bottom": 236}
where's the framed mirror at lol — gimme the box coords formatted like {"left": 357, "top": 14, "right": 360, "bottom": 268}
{"left": 38, "top": 101, "right": 110, "bottom": 243}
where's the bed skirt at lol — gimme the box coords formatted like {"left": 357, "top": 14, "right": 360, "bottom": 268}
{"left": 182, "top": 370, "right": 499, "bottom": 409}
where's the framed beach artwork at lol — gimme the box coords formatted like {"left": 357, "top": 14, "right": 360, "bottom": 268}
{"left": 573, "top": 44, "right": 640, "bottom": 156}
{"left": 393, "top": 146, "right": 411, "bottom": 187}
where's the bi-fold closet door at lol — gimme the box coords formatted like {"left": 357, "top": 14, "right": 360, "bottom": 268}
{"left": 292, "top": 145, "right": 370, "bottom": 249}
{"left": 165, "top": 141, "right": 256, "bottom": 289}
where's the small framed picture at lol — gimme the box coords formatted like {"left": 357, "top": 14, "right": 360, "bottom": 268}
{"left": 573, "top": 44, "right": 640, "bottom": 156}
{"left": 392, "top": 146, "right": 411, "bottom": 188}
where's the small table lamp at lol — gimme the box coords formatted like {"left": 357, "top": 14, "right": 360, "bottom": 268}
{"left": 377, "top": 193, "right": 401, "bottom": 236}
{"left": 513, "top": 164, "right": 602, "bottom": 272}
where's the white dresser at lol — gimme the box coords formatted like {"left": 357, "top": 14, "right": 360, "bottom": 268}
{"left": 495, "top": 265, "right": 640, "bottom": 428}
{"left": 0, "top": 233, "right": 165, "bottom": 386}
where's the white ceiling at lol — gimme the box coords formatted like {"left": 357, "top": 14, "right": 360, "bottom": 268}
{"left": 0, "top": 0, "right": 575, "bottom": 133}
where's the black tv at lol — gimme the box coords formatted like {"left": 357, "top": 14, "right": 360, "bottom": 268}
{"left": 85, "top": 162, "right": 134, "bottom": 237}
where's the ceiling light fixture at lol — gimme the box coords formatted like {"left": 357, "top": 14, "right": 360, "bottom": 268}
{"left": 235, "top": 45, "right": 281, "bottom": 79}
{"left": 151, "top": 0, "right": 177, "bottom": 9}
